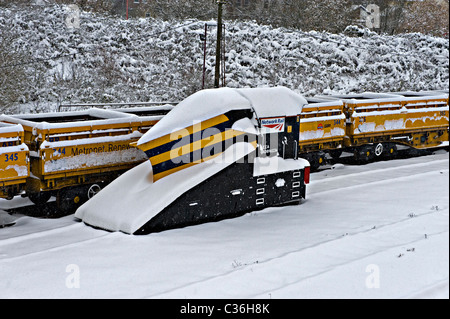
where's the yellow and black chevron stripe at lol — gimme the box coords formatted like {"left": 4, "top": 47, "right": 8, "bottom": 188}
{"left": 137, "top": 110, "right": 257, "bottom": 182}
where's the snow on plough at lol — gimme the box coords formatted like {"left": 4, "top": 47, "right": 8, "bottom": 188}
{"left": 0, "top": 87, "right": 448, "bottom": 233}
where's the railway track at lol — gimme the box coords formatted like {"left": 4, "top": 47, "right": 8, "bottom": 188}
{"left": 1, "top": 151, "right": 447, "bottom": 254}
{"left": 1, "top": 147, "right": 446, "bottom": 221}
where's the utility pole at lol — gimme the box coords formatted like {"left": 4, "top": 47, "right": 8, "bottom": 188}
{"left": 202, "top": 23, "right": 208, "bottom": 89}
{"left": 214, "top": 1, "right": 224, "bottom": 88}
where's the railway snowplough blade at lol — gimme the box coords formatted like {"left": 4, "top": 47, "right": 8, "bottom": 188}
{"left": 75, "top": 87, "right": 311, "bottom": 234}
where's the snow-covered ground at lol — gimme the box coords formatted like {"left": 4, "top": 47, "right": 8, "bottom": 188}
{"left": 0, "top": 151, "right": 448, "bottom": 299}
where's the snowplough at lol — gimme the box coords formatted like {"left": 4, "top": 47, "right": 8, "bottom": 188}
{"left": 75, "top": 87, "right": 311, "bottom": 234}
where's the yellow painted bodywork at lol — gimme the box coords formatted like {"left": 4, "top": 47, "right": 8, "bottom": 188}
{"left": 38, "top": 138, "right": 145, "bottom": 174}
{"left": 299, "top": 102, "right": 346, "bottom": 152}
{"left": 31, "top": 136, "right": 146, "bottom": 192}
{"left": 136, "top": 114, "right": 230, "bottom": 154}
{"left": 152, "top": 130, "right": 255, "bottom": 182}
{"left": 1, "top": 111, "right": 161, "bottom": 193}
{"left": 345, "top": 96, "right": 449, "bottom": 148}
{"left": 0, "top": 126, "right": 29, "bottom": 199}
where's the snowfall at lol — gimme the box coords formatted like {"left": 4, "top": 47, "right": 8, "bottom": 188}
{"left": 0, "top": 150, "right": 448, "bottom": 299}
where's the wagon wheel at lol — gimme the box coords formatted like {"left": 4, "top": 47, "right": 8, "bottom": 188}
{"left": 28, "top": 191, "right": 52, "bottom": 205}
{"left": 329, "top": 149, "right": 343, "bottom": 161}
{"left": 306, "top": 152, "right": 325, "bottom": 171}
{"left": 384, "top": 144, "right": 398, "bottom": 159}
{"left": 354, "top": 146, "right": 374, "bottom": 164}
{"left": 56, "top": 187, "right": 83, "bottom": 213}
{"left": 87, "top": 184, "right": 102, "bottom": 199}
{"left": 374, "top": 143, "right": 384, "bottom": 157}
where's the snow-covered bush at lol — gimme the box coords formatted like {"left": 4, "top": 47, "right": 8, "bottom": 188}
{"left": 0, "top": 4, "right": 448, "bottom": 114}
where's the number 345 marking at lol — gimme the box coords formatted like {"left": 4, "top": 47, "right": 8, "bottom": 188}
{"left": 4, "top": 153, "right": 19, "bottom": 162}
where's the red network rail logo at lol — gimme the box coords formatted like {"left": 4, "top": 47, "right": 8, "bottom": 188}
{"left": 264, "top": 123, "right": 284, "bottom": 131}
{"left": 261, "top": 118, "right": 285, "bottom": 132}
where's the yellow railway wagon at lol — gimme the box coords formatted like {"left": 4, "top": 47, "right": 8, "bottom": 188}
{"left": 0, "top": 109, "right": 151, "bottom": 210}
{"left": 321, "top": 92, "right": 449, "bottom": 162}
{"left": 0, "top": 122, "right": 29, "bottom": 199}
{"left": 299, "top": 98, "right": 346, "bottom": 170}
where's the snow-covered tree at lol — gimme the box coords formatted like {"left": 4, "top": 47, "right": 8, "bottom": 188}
{"left": 296, "top": 0, "right": 354, "bottom": 33}
{"left": 135, "top": 0, "right": 217, "bottom": 20}
{"left": 401, "top": 0, "right": 449, "bottom": 37}
{"left": 0, "top": 3, "right": 448, "bottom": 112}
{"left": 225, "top": 0, "right": 355, "bottom": 32}
{"left": 0, "top": 22, "right": 31, "bottom": 113}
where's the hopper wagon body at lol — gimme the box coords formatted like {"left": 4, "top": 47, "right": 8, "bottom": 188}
{"left": 314, "top": 91, "right": 449, "bottom": 164}
{"left": 298, "top": 98, "right": 346, "bottom": 170}
{"left": 0, "top": 108, "right": 158, "bottom": 211}
{"left": 0, "top": 122, "right": 29, "bottom": 200}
